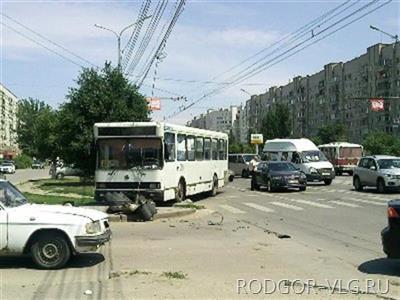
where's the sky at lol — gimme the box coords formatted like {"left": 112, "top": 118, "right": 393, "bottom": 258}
{"left": 1, "top": 0, "right": 399, "bottom": 124}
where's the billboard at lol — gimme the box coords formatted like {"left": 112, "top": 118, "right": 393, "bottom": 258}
{"left": 250, "top": 134, "right": 264, "bottom": 144}
{"left": 146, "top": 97, "right": 161, "bottom": 111}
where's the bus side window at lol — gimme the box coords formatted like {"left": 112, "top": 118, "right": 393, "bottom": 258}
{"left": 187, "top": 136, "right": 195, "bottom": 161}
{"left": 195, "top": 137, "right": 204, "bottom": 160}
{"left": 164, "top": 132, "right": 175, "bottom": 162}
{"left": 204, "top": 138, "right": 211, "bottom": 160}
{"left": 177, "top": 134, "right": 186, "bottom": 161}
{"left": 212, "top": 139, "right": 218, "bottom": 160}
{"left": 218, "top": 139, "right": 225, "bottom": 160}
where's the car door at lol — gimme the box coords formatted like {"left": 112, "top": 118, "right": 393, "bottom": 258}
{"left": 365, "top": 158, "right": 379, "bottom": 186}
{"left": 356, "top": 158, "right": 368, "bottom": 185}
{"left": 254, "top": 162, "right": 265, "bottom": 185}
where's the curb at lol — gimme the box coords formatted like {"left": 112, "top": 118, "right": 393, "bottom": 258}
{"left": 107, "top": 207, "right": 196, "bottom": 223}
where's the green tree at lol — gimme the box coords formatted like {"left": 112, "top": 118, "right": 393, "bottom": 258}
{"left": 57, "top": 63, "right": 149, "bottom": 175}
{"left": 261, "top": 103, "right": 291, "bottom": 140}
{"left": 316, "top": 123, "right": 347, "bottom": 144}
{"left": 363, "top": 132, "right": 400, "bottom": 156}
{"left": 16, "top": 98, "right": 58, "bottom": 160}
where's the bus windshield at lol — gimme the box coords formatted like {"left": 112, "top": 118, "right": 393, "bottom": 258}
{"left": 98, "top": 138, "right": 163, "bottom": 170}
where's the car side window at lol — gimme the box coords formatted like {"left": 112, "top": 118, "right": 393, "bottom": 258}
{"left": 360, "top": 158, "right": 369, "bottom": 168}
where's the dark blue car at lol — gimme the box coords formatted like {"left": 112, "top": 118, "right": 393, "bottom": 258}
{"left": 251, "top": 161, "right": 307, "bottom": 192}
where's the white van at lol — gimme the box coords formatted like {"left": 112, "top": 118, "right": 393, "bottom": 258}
{"left": 263, "top": 138, "right": 335, "bottom": 185}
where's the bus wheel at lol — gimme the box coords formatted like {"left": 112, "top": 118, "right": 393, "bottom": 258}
{"left": 175, "top": 180, "right": 186, "bottom": 202}
{"left": 209, "top": 175, "right": 218, "bottom": 197}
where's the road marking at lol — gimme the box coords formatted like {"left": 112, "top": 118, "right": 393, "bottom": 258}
{"left": 270, "top": 201, "right": 303, "bottom": 211}
{"left": 329, "top": 200, "right": 359, "bottom": 208}
{"left": 224, "top": 195, "right": 239, "bottom": 199}
{"left": 346, "top": 198, "right": 387, "bottom": 206}
{"left": 292, "top": 199, "right": 334, "bottom": 209}
{"left": 243, "top": 202, "right": 274, "bottom": 213}
{"left": 219, "top": 204, "right": 246, "bottom": 214}
{"left": 246, "top": 194, "right": 259, "bottom": 197}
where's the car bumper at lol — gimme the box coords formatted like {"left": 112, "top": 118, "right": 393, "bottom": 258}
{"left": 271, "top": 179, "right": 307, "bottom": 189}
{"left": 381, "top": 226, "right": 400, "bottom": 258}
{"left": 76, "top": 229, "right": 112, "bottom": 247}
{"left": 95, "top": 189, "right": 164, "bottom": 202}
{"left": 306, "top": 173, "right": 335, "bottom": 181}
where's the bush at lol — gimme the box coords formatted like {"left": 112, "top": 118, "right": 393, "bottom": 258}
{"left": 14, "top": 154, "right": 33, "bottom": 169}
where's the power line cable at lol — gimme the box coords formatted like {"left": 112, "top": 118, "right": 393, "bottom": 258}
{"left": 1, "top": 21, "right": 84, "bottom": 68}
{"left": 1, "top": 12, "right": 97, "bottom": 68}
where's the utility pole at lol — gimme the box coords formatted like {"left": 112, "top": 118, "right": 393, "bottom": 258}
{"left": 94, "top": 16, "right": 151, "bottom": 70}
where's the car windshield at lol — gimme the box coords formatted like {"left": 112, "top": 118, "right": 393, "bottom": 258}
{"left": 301, "top": 151, "right": 327, "bottom": 162}
{"left": 378, "top": 159, "right": 400, "bottom": 169}
{"left": 0, "top": 181, "right": 28, "bottom": 208}
{"left": 98, "top": 138, "right": 163, "bottom": 170}
{"left": 269, "top": 162, "right": 297, "bottom": 171}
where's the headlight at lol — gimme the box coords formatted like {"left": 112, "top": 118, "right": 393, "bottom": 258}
{"left": 85, "top": 221, "right": 102, "bottom": 234}
{"left": 385, "top": 174, "right": 394, "bottom": 178}
{"left": 309, "top": 167, "right": 318, "bottom": 174}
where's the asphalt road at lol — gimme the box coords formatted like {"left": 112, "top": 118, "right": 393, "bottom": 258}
{"left": 4, "top": 168, "right": 50, "bottom": 185}
{"left": 2, "top": 175, "right": 400, "bottom": 299}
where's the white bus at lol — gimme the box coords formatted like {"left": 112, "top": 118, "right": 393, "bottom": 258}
{"left": 93, "top": 122, "right": 228, "bottom": 202}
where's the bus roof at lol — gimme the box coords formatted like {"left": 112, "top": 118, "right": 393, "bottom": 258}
{"left": 263, "top": 138, "right": 318, "bottom": 152}
{"left": 318, "top": 142, "right": 363, "bottom": 148}
{"left": 94, "top": 122, "right": 228, "bottom": 138}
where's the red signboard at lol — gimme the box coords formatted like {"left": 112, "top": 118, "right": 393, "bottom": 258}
{"left": 146, "top": 97, "right": 161, "bottom": 111}
{"left": 370, "top": 98, "right": 384, "bottom": 112}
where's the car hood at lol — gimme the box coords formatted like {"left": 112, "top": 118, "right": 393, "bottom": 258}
{"left": 303, "top": 161, "right": 333, "bottom": 169}
{"left": 269, "top": 170, "right": 300, "bottom": 176}
{"left": 381, "top": 168, "right": 400, "bottom": 175}
{"left": 17, "top": 204, "right": 107, "bottom": 221}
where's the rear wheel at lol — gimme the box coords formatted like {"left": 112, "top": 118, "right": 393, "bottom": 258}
{"left": 31, "top": 233, "right": 71, "bottom": 269}
{"left": 175, "top": 180, "right": 186, "bottom": 202}
{"left": 209, "top": 175, "right": 218, "bottom": 197}
{"left": 324, "top": 179, "right": 332, "bottom": 185}
{"left": 354, "top": 176, "right": 363, "bottom": 191}
{"left": 377, "top": 178, "right": 386, "bottom": 193}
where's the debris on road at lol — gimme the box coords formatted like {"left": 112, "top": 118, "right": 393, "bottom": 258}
{"left": 207, "top": 211, "right": 224, "bottom": 226}
{"left": 84, "top": 290, "right": 93, "bottom": 296}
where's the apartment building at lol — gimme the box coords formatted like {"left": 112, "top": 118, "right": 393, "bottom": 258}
{"left": 246, "top": 42, "right": 400, "bottom": 143}
{"left": 0, "top": 83, "right": 18, "bottom": 159}
{"left": 187, "top": 106, "right": 241, "bottom": 137}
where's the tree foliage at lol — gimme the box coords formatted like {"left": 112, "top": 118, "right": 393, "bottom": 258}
{"left": 57, "top": 63, "right": 149, "bottom": 175}
{"left": 363, "top": 132, "right": 400, "bottom": 156}
{"left": 16, "top": 98, "right": 58, "bottom": 160}
{"left": 261, "top": 104, "right": 291, "bottom": 140}
{"left": 315, "top": 123, "right": 347, "bottom": 145}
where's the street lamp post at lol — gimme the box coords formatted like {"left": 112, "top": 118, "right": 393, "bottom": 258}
{"left": 94, "top": 16, "right": 151, "bottom": 70}
{"left": 370, "top": 25, "right": 398, "bottom": 42}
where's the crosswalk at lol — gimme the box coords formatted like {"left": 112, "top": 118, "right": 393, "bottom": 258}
{"left": 218, "top": 184, "right": 396, "bottom": 215}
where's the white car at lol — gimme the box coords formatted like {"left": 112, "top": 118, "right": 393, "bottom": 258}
{"left": 0, "top": 162, "right": 16, "bottom": 174}
{"left": 0, "top": 179, "right": 111, "bottom": 269}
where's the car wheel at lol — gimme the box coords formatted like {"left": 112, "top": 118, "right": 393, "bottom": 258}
{"left": 354, "top": 176, "right": 363, "bottom": 191}
{"left": 209, "top": 175, "right": 218, "bottom": 197}
{"left": 228, "top": 175, "right": 234, "bottom": 182}
{"left": 175, "top": 179, "right": 186, "bottom": 202}
{"left": 377, "top": 178, "right": 386, "bottom": 193}
{"left": 56, "top": 173, "right": 65, "bottom": 180}
{"left": 324, "top": 179, "right": 332, "bottom": 185}
{"left": 31, "top": 233, "right": 71, "bottom": 269}
{"left": 299, "top": 186, "right": 306, "bottom": 192}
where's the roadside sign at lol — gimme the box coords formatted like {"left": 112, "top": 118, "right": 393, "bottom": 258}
{"left": 370, "top": 98, "right": 384, "bottom": 112}
{"left": 250, "top": 134, "right": 263, "bottom": 144}
{"left": 146, "top": 97, "right": 161, "bottom": 111}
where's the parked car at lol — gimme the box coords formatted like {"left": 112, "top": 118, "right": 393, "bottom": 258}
{"left": 353, "top": 155, "right": 400, "bottom": 193}
{"left": 263, "top": 138, "right": 335, "bottom": 185}
{"left": 51, "top": 164, "right": 83, "bottom": 179}
{"left": 382, "top": 200, "right": 400, "bottom": 258}
{"left": 228, "top": 153, "right": 259, "bottom": 178}
{"left": 31, "top": 160, "right": 45, "bottom": 169}
{"left": 0, "top": 162, "right": 16, "bottom": 174}
{"left": 251, "top": 161, "right": 307, "bottom": 192}
{"left": 0, "top": 179, "right": 111, "bottom": 269}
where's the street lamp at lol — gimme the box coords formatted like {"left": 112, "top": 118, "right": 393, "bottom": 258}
{"left": 94, "top": 15, "right": 152, "bottom": 69}
{"left": 370, "top": 25, "right": 398, "bottom": 42}
{"left": 240, "top": 88, "right": 252, "bottom": 97}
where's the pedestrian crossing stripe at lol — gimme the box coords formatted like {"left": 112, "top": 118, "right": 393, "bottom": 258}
{"left": 243, "top": 203, "right": 274, "bottom": 213}
{"left": 329, "top": 201, "right": 359, "bottom": 208}
{"left": 270, "top": 202, "right": 303, "bottom": 211}
{"left": 291, "top": 199, "right": 334, "bottom": 209}
{"left": 346, "top": 198, "right": 387, "bottom": 206}
{"left": 219, "top": 204, "right": 246, "bottom": 214}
